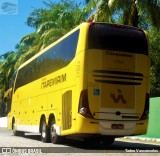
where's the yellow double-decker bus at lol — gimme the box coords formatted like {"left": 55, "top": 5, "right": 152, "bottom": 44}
{"left": 7, "top": 22, "right": 150, "bottom": 145}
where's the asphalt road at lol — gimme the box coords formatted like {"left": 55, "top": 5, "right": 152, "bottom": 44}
{"left": 0, "top": 128, "right": 160, "bottom": 155}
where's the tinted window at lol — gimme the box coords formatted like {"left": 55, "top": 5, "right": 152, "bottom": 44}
{"left": 15, "top": 30, "right": 80, "bottom": 91}
{"left": 88, "top": 23, "right": 148, "bottom": 55}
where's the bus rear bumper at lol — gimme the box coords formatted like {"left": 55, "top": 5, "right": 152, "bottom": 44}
{"left": 75, "top": 114, "right": 148, "bottom": 136}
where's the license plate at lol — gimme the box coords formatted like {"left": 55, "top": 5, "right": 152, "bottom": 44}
{"left": 111, "top": 124, "right": 124, "bottom": 129}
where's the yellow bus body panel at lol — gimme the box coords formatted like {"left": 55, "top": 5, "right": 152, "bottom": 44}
{"left": 7, "top": 22, "right": 149, "bottom": 138}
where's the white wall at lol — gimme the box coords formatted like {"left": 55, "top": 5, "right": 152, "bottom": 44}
{"left": 0, "top": 117, "right": 7, "bottom": 128}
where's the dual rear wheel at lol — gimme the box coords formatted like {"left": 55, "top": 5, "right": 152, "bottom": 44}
{"left": 40, "top": 118, "right": 63, "bottom": 144}
{"left": 13, "top": 117, "right": 115, "bottom": 146}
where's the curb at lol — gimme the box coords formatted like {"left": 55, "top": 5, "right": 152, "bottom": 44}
{"left": 122, "top": 136, "right": 160, "bottom": 144}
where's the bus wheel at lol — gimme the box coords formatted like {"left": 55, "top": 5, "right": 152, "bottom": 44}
{"left": 50, "top": 120, "right": 63, "bottom": 144}
{"left": 41, "top": 118, "right": 50, "bottom": 143}
{"left": 12, "top": 120, "right": 24, "bottom": 136}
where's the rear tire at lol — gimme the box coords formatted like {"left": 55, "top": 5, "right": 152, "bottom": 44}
{"left": 50, "top": 119, "right": 63, "bottom": 144}
{"left": 41, "top": 118, "right": 50, "bottom": 143}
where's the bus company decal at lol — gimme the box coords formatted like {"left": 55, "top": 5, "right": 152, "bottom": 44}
{"left": 41, "top": 73, "right": 66, "bottom": 89}
{"left": 106, "top": 51, "right": 132, "bottom": 58}
{"left": 110, "top": 89, "right": 127, "bottom": 104}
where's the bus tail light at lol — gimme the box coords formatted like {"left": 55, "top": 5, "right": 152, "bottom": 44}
{"left": 140, "top": 93, "right": 150, "bottom": 120}
{"left": 112, "top": 24, "right": 125, "bottom": 28}
{"left": 78, "top": 89, "right": 94, "bottom": 119}
{"left": 89, "top": 22, "right": 95, "bottom": 26}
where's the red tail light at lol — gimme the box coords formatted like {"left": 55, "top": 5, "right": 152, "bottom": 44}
{"left": 140, "top": 93, "right": 150, "bottom": 120}
{"left": 78, "top": 89, "right": 94, "bottom": 119}
{"left": 89, "top": 22, "right": 95, "bottom": 26}
{"left": 112, "top": 24, "right": 125, "bottom": 28}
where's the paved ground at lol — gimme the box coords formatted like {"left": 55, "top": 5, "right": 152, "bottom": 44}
{"left": 0, "top": 128, "right": 160, "bottom": 156}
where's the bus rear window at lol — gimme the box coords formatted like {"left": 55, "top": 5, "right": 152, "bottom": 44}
{"left": 88, "top": 23, "right": 148, "bottom": 55}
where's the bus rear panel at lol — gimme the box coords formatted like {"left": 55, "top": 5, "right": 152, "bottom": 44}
{"left": 77, "top": 23, "right": 149, "bottom": 137}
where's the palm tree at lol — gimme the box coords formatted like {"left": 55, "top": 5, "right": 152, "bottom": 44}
{"left": 20, "top": 33, "right": 37, "bottom": 48}
{"left": 86, "top": 0, "right": 160, "bottom": 29}
{"left": 86, "top": 0, "right": 111, "bottom": 22}
{"left": 26, "top": 0, "right": 89, "bottom": 49}
{"left": 109, "top": 0, "right": 160, "bottom": 28}
{"left": 0, "top": 51, "right": 14, "bottom": 60}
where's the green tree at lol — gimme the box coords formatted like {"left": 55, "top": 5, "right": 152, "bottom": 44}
{"left": 150, "top": 28, "right": 160, "bottom": 96}
{"left": 87, "top": 0, "right": 111, "bottom": 22}
{"left": 26, "top": 8, "right": 44, "bottom": 29}
{"left": 0, "top": 52, "right": 18, "bottom": 90}
{"left": 86, "top": 0, "right": 160, "bottom": 29}
{"left": 109, "top": 0, "right": 160, "bottom": 28}
{"left": 20, "top": 33, "right": 37, "bottom": 49}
